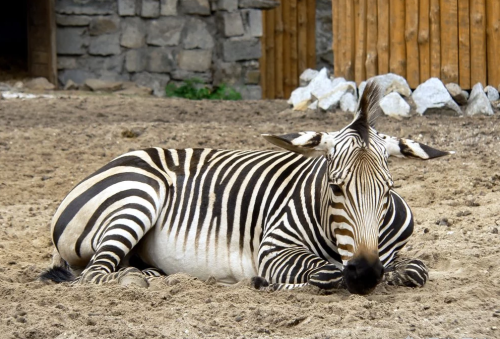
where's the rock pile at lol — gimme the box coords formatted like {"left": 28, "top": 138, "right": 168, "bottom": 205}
{"left": 289, "top": 68, "right": 498, "bottom": 117}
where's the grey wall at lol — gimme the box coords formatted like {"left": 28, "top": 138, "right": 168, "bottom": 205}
{"left": 316, "top": 0, "right": 333, "bottom": 72}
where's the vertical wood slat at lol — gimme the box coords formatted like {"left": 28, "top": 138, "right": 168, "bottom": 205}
{"left": 390, "top": 0, "right": 406, "bottom": 77}
{"left": 470, "top": 0, "right": 487, "bottom": 86}
{"left": 440, "top": 0, "right": 459, "bottom": 84}
{"left": 337, "top": 0, "right": 347, "bottom": 78}
{"left": 274, "top": 4, "right": 284, "bottom": 99}
{"left": 377, "top": 0, "right": 389, "bottom": 74}
{"left": 458, "top": 0, "right": 470, "bottom": 88}
{"left": 418, "top": 0, "right": 430, "bottom": 83}
{"left": 333, "top": 0, "right": 341, "bottom": 77}
{"left": 365, "top": 0, "right": 378, "bottom": 78}
{"left": 306, "top": 0, "right": 316, "bottom": 69}
{"left": 265, "top": 8, "right": 276, "bottom": 99}
{"left": 289, "top": 0, "right": 299, "bottom": 90}
{"left": 282, "top": 0, "right": 292, "bottom": 98}
{"left": 261, "top": 11, "right": 267, "bottom": 98}
{"left": 297, "top": 0, "right": 308, "bottom": 75}
{"left": 406, "top": 0, "right": 420, "bottom": 87}
{"left": 429, "top": 0, "right": 441, "bottom": 78}
{"left": 355, "top": 0, "right": 367, "bottom": 84}
{"left": 486, "top": 0, "right": 500, "bottom": 87}
{"left": 344, "top": 0, "right": 355, "bottom": 80}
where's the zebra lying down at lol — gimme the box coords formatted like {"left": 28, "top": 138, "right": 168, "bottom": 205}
{"left": 41, "top": 81, "right": 453, "bottom": 295}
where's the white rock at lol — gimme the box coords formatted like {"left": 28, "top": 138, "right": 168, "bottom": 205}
{"left": 465, "top": 83, "right": 494, "bottom": 116}
{"left": 25, "top": 77, "right": 55, "bottom": 90}
{"left": 299, "top": 68, "right": 319, "bottom": 87}
{"left": 484, "top": 85, "right": 499, "bottom": 102}
{"left": 340, "top": 92, "right": 357, "bottom": 113}
{"left": 318, "top": 81, "right": 357, "bottom": 110}
{"left": 308, "top": 100, "right": 318, "bottom": 110}
{"left": 368, "top": 73, "right": 411, "bottom": 97}
{"left": 288, "top": 86, "right": 312, "bottom": 109}
{"left": 412, "top": 78, "right": 462, "bottom": 115}
{"left": 379, "top": 92, "right": 410, "bottom": 118}
{"left": 309, "top": 68, "right": 337, "bottom": 99}
{"left": 445, "top": 82, "right": 468, "bottom": 105}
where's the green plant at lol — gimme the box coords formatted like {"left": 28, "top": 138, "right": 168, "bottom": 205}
{"left": 165, "top": 78, "right": 242, "bottom": 100}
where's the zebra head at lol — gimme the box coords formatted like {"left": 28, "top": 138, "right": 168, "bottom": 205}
{"left": 263, "top": 80, "right": 453, "bottom": 294}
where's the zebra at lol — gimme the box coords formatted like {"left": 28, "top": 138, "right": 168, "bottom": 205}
{"left": 41, "top": 81, "right": 453, "bottom": 295}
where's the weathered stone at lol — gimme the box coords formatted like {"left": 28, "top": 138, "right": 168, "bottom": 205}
{"left": 118, "top": 0, "right": 138, "bottom": 16}
{"left": 64, "top": 79, "right": 79, "bottom": 90}
{"left": 132, "top": 72, "right": 171, "bottom": 97}
{"left": 368, "top": 73, "right": 411, "bottom": 97}
{"left": 89, "top": 16, "right": 120, "bottom": 36}
{"left": 340, "top": 92, "right": 357, "bottom": 113}
{"left": 84, "top": 79, "right": 123, "bottom": 92}
{"left": 58, "top": 69, "right": 96, "bottom": 85}
{"left": 484, "top": 85, "right": 499, "bottom": 102}
{"left": 116, "top": 85, "right": 153, "bottom": 96}
{"left": 147, "top": 17, "right": 185, "bottom": 46}
{"left": 141, "top": 0, "right": 160, "bottom": 18}
{"left": 148, "top": 48, "right": 175, "bottom": 73}
{"left": 85, "top": 55, "right": 124, "bottom": 73}
{"left": 120, "top": 17, "right": 146, "bottom": 48}
{"left": 160, "top": 0, "right": 178, "bottom": 15}
{"left": 171, "top": 70, "right": 213, "bottom": 82}
{"left": 25, "top": 77, "right": 55, "bottom": 90}
{"left": 89, "top": 33, "right": 121, "bottom": 55}
{"left": 57, "top": 57, "right": 78, "bottom": 70}
{"left": 56, "top": 28, "right": 87, "bottom": 55}
{"left": 237, "top": 85, "right": 262, "bottom": 99}
{"left": 379, "top": 92, "right": 410, "bottom": 118}
{"left": 125, "top": 49, "right": 147, "bottom": 72}
{"left": 56, "top": 0, "right": 116, "bottom": 15}
{"left": 238, "top": 0, "right": 279, "bottom": 9}
{"left": 181, "top": 0, "right": 211, "bottom": 15}
{"left": 218, "top": 0, "right": 238, "bottom": 11}
{"left": 178, "top": 49, "right": 212, "bottom": 72}
{"left": 0, "top": 82, "right": 12, "bottom": 91}
{"left": 318, "top": 82, "right": 356, "bottom": 111}
{"left": 222, "top": 38, "right": 261, "bottom": 61}
{"left": 445, "top": 82, "right": 468, "bottom": 105}
{"left": 465, "top": 83, "right": 494, "bottom": 116}
{"left": 99, "top": 71, "right": 131, "bottom": 82}
{"left": 56, "top": 14, "right": 92, "bottom": 26}
{"left": 183, "top": 18, "right": 214, "bottom": 50}
{"left": 288, "top": 68, "right": 328, "bottom": 108}
{"left": 223, "top": 12, "right": 244, "bottom": 37}
{"left": 245, "top": 9, "right": 263, "bottom": 37}
{"left": 245, "top": 70, "right": 260, "bottom": 84}
{"left": 299, "top": 68, "right": 319, "bottom": 87}
{"left": 213, "top": 61, "right": 242, "bottom": 85}
{"left": 412, "top": 77, "right": 462, "bottom": 115}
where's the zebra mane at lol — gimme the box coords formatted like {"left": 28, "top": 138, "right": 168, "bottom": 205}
{"left": 349, "top": 80, "right": 383, "bottom": 147}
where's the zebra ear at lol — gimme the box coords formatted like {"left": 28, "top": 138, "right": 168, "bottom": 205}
{"left": 381, "top": 134, "right": 455, "bottom": 159}
{"left": 262, "top": 132, "right": 333, "bottom": 157}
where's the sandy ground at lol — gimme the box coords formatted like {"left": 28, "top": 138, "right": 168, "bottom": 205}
{"left": 0, "top": 93, "right": 499, "bottom": 339}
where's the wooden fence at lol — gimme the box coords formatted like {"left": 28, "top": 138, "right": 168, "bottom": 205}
{"left": 332, "top": 0, "right": 500, "bottom": 89}
{"left": 260, "top": 0, "right": 316, "bottom": 99}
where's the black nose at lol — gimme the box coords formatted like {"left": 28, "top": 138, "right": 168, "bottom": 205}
{"left": 343, "top": 256, "right": 384, "bottom": 295}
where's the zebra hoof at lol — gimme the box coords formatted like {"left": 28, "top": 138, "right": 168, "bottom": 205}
{"left": 119, "top": 274, "right": 149, "bottom": 288}
{"left": 250, "top": 276, "right": 269, "bottom": 290}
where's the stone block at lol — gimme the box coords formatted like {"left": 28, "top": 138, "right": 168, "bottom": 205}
{"left": 237, "top": 85, "right": 262, "bottom": 99}
{"left": 147, "top": 17, "right": 185, "bottom": 46}
{"left": 89, "top": 16, "right": 120, "bottom": 36}
{"left": 99, "top": 71, "right": 131, "bottom": 82}
{"left": 183, "top": 18, "right": 214, "bottom": 49}
{"left": 120, "top": 17, "right": 146, "bottom": 48}
{"left": 57, "top": 57, "right": 78, "bottom": 69}
{"left": 181, "top": 0, "right": 211, "bottom": 15}
{"left": 132, "top": 72, "right": 171, "bottom": 96}
{"left": 141, "top": 0, "right": 160, "bottom": 17}
{"left": 118, "top": 0, "right": 139, "bottom": 16}
{"left": 56, "top": 28, "right": 88, "bottom": 55}
{"left": 85, "top": 55, "right": 125, "bottom": 73}
{"left": 56, "top": 0, "right": 117, "bottom": 15}
{"left": 222, "top": 38, "right": 261, "bottom": 61}
{"left": 213, "top": 61, "right": 242, "bottom": 85}
{"left": 223, "top": 12, "right": 244, "bottom": 37}
{"left": 25, "top": 78, "right": 56, "bottom": 90}
{"left": 218, "top": 0, "right": 238, "bottom": 11}
{"left": 56, "top": 14, "right": 92, "bottom": 26}
{"left": 84, "top": 78, "right": 123, "bottom": 91}
{"left": 125, "top": 49, "right": 148, "bottom": 72}
{"left": 171, "top": 69, "right": 213, "bottom": 82}
{"left": 58, "top": 69, "right": 96, "bottom": 85}
{"left": 245, "top": 9, "right": 262, "bottom": 37}
{"left": 160, "top": 0, "right": 178, "bottom": 15}
{"left": 178, "top": 49, "right": 212, "bottom": 72}
{"left": 89, "top": 33, "right": 121, "bottom": 56}
{"left": 244, "top": 69, "right": 260, "bottom": 84}
{"left": 148, "top": 48, "right": 176, "bottom": 73}
{"left": 238, "top": 0, "right": 279, "bottom": 9}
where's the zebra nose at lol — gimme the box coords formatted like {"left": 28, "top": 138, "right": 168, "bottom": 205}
{"left": 343, "top": 256, "right": 384, "bottom": 295}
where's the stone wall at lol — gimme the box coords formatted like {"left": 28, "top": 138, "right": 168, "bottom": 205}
{"left": 316, "top": 0, "right": 333, "bottom": 71}
{"left": 55, "top": 0, "right": 275, "bottom": 99}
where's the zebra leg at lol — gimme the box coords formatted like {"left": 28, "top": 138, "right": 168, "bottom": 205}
{"left": 384, "top": 257, "right": 428, "bottom": 288}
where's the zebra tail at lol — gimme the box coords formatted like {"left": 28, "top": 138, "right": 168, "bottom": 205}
{"left": 39, "top": 266, "right": 74, "bottom": 283}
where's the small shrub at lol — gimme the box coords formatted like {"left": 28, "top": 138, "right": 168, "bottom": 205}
{"left": 165, "top": 78, "right": 242, "bottom": 101}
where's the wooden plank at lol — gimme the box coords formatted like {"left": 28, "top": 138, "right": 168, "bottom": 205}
{"left": 266, "top": 8, "right": 276, "bottom": 99}
{"left": 282, "top": 0, "right": 292, "bottom": 98}
{"left": 440, "top": 0, "right": 459, "bottom": 84}
{"left": 298, "top": 0, "right": 308, "bottom": 75}
{"left": 333, "top": 0, "right": 341, "bottom": 77}
{"left": 365, "top": 0, "right": 378, "bottom": 78}
{"left": 337, "top": 0, "right": 346, "bottom": 78}
{"left": 355, "top": 0, "right": 367, "bottom": 84}
{"left": 275, "top": 4, "right": 284, "bottom": 99}
{"left": 418, "top": 0, "right": 430, "bottom": 82}
{"left": 306, "top": 0, "right": 316, "bottom": 69}
{"left": 377, "top": 0, "right": 389, "bottom": 74}
{"left": 486, "top": 0, "right": 500, "bottom": 87}
{"left": 344, "top": 0, "right": 355, "bottom": 80}
{"left": 389, "top": 0, "right": 406, "bottom": 77}
{"left": 458, "top": 0, "right": 470, "bottom": 88}
{"left": 429, "top": 0, "right": 441, "bottom": 78}
{"left": 406, "top": 0, "right": 420, "bottom": 87}
{"left": 470, "top": 0, "right": 487, "bottom": 86}
{"left": 290, "top": 0, "right": 299, "bottom": 89}
{"left": 260, "top": 11, "right": 267, "bottom": 98}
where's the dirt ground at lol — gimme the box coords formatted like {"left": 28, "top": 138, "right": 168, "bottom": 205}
{"left": 0, "top": 93, "right": 499, "bottom": 339}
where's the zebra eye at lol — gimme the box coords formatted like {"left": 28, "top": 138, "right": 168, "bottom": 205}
{"left": 330, "top": 183, "right": 343, "bottom": 194}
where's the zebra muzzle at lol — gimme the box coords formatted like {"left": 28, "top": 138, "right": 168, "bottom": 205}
{"left": 343, "top": 256, "right": 384, "bottom": 295}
